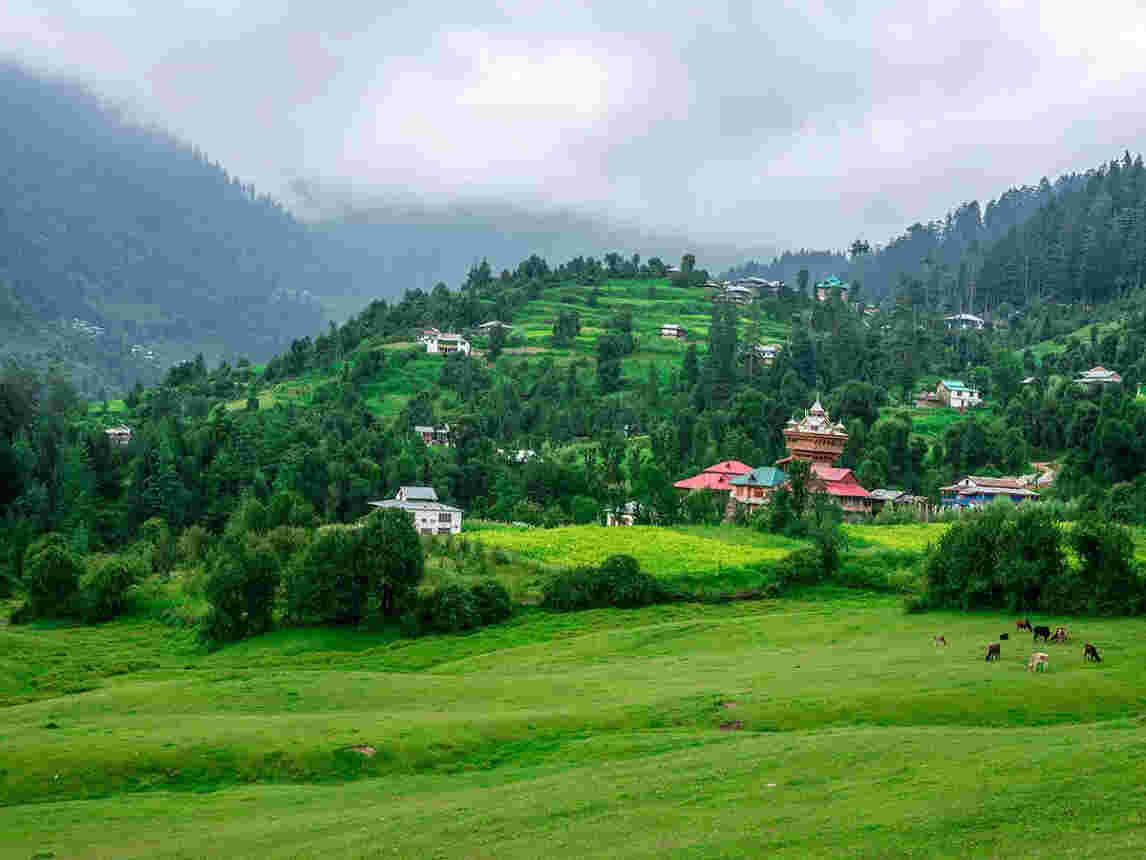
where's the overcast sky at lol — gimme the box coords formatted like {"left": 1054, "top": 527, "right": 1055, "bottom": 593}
{"left": 4, "top": 0, "right": 1146, "bottom": 251}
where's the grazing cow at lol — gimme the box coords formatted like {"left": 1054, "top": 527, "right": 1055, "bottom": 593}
{"left": 1084, "top": 643, "right": 1102, "bottom": 663}
{"left": 1033, "top": 625, "right": 1051, "bottom": 643}
{"left": 1027, "top": 652, "right": 1050, "bottom": 672}
{"left": 934, "top": 635, "right": 948, "bottom": 647}
{"left": 1000, "top": 633, "right": 1010, "bottom": 640}
{"left": 985, "top": 642, "right": 1001, "bottom": 662}
{"left": 1050, "top": 626, "right": 1069, "bottom": 643}
{"left": 1017, "top": 618, "right": 1032, "bottom": 632}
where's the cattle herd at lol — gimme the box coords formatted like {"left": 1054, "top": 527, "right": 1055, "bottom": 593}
{"left": 935, "top": 618, "right": 1103, "bottom": 673}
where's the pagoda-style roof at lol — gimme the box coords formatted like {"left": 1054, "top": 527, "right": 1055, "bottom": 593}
{"left": 781, "top": 400, "right": 848, "bottom": 466}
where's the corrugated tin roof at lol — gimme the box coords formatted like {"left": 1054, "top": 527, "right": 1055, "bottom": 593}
{"left": 400, "top": 486, "right": 439, "bottom": 501}
{"left": 729, "top": 466, "right": 788, "bottom": 487}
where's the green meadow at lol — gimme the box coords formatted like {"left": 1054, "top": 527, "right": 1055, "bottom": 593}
{"left": 4, "top": 580, "right": 1146, "bottom": 858}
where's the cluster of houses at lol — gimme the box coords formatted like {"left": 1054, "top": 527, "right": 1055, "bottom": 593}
{"left": 417, "top": 321, "right": 515, "bottom": 357}
{"left": 702, "top": 275, "right": 852, "bottom": 306}
{"left": 660, "top": 322, "right": 782, "bottom": 367}
{"left": 609, "top": 398, "right": 1055, "bottom": 524}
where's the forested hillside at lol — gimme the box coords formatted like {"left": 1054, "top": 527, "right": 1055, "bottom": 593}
{"left": 727, "top": 165, "right": 1096, "bottom": 306}
{"left": 5, "top": 243, "right": 1146, "bottom": 574}
{"left": 0, "top": 63, "right": 380, "bottom": 395}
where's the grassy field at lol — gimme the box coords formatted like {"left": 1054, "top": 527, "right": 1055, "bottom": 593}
{"left": 469, "top": 524, "right": 806, "bottom": 575}
{"left": 3, "top": 590, "right": 1146, "bottom": 858}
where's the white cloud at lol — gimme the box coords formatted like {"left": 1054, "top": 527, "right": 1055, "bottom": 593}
{"left": 2, "top": 0, "right": 1145, "bottom": 250}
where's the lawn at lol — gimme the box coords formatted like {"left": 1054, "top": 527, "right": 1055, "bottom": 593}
{"left": 3, "top": 593, "right": 1146, "bottom": 858}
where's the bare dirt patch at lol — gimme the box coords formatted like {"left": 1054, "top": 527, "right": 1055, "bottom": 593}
{"left": 719, "top": 720, "right": 743, "bottom": 731}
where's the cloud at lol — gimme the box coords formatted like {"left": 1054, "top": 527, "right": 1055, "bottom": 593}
{"left": 3, "top": 0, "right": 1145, "bottom": 251}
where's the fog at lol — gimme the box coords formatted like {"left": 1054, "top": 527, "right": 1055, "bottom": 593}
{"left": 5, "top": 0, "right": 1146, "bottom": 253}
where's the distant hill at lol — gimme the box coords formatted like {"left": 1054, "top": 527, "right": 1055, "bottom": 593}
{"left": 725, "top": 169, "right": 1091, "bottom": 307}
{"left": 295, "top": 183, "right": 780, "bottom": 293}
{"left": 0, "top": 62, "right": 381, "bottom": 395}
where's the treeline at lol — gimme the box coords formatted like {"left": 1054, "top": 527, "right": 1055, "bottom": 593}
{"left": 920, "top": 504, "right": 1144, "bottom": 615}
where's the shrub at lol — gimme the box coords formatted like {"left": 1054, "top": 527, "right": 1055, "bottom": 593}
{"left": 919, "top": 504, "right": 1146, "bottom": 615}
{"left": 469, "top": 579, "right": 513, "bottom": 625}
{"left": 177, "top": 525, "right": 212, "bottom": 564}
{"left": 418, "top": 584, "right": 480, "bottom": 633}
{"left": 21, "top": 533, "right": 83, "bottom": 619}
{"left": 200, "top": 535, "right": 280, "bottom": 646}
{"left": 283, "top": 528, "right": 360, "bottom": 625}
{"left": 1067, "top": 518, "right": 1144, "bottom": 614}
{"left": 403, "top": 580, "right": 513, "bottom": 636}
{"left": 139, "top": 517, "right": 177, "bottom": 575}
{"left": 79, "top": 554, "right": 142, "bottom": 622}
{"left": 541, "top": 554, "right": 671, "bottom": 611}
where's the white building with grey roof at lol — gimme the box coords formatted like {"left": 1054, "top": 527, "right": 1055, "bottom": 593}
{"left": 369, "top": 486, "right": 463, "bottom": 535}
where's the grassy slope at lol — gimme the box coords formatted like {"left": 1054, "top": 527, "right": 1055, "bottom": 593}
{"left": 221, "top": 277, "right": 790, "bottom": 418}
{"left": 4, "top": 589, "right": 1146, "bottom": 858}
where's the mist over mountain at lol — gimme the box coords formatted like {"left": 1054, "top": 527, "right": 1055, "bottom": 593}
{"left": 296, "top": 181, "right": 778, "bottom": 291}
{"left": 0, "top": 62, "right": 381, "bottom": 395}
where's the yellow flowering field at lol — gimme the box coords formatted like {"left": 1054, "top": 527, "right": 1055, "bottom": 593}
{"left": 471, "top": 525, "right": 803, "bottom": 575}
{"left": 846, "top": 522, "right": 952, "bottom": 552}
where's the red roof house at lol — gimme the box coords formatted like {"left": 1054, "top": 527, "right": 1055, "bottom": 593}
{"left": 809, "top": 464, "right": 872, "bottom": 513}
{"left": 673, "top": 460, "right": 753, "bottom": 492}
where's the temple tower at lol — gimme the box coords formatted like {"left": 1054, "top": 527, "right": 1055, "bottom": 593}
{"left": 780, "top": 399, "right": 848, "bottom": 465}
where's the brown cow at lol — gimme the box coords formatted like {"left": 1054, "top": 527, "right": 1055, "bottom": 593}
{"left": 985, "top": 642, "right": 1001, "bottom": 662}
{"left": 1083, "top": 643, "right": 1102, "bottom": 663}
{"left": 1027, "top": 652, "right": 1050, "bottom": 672}
{"left": 1016, "top": 618, "right": 1032, "bottom": 632}
{"left": 934, "top": 635, "right": 948, "bottom": 647}
{"left": 1050, "top": 626, "right": 1069, "bottom": 643}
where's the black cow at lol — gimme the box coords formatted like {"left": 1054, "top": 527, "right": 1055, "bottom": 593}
{"left": 1000, "top": 633, "right": 1010, "bottom": 640}
{"left": 985, "top": 642, "right": 1001, "bottom": 662}
{"left": 1017, "top": 618, "right": 1032, "bottom": 632}
{"left": 1084, "top": 643, "right": 1102, "bottom": 663}
{"left": 1033, "top": 625, "right": 1051, "bottom": 643}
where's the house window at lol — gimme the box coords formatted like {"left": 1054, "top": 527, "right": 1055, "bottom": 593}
{"left": 437, "top": 527, "right": 451, "bottom": 535}
{"left": 438, "top": 512, "right": 452, "bottom": 524}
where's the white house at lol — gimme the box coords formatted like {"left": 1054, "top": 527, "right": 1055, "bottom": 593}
{"left": 413, "top": 424, "right": 452, "bottom": 447}
{"left": 660, "top": 323, "right": 688, "bottom": 339}
{"left": 369, "top": 486, "right": 463, "bottom": 535}
{"left": 936, "top": 379, "right": 982, "bottom": 409}
{"left": 1075, "top": 366, "right": 1122, "bottom": 389}
{"left": 604, "top": 501, "right": 639, "bottom": 526}
{"left": 104, "top": 424, "right": 132, "bottom": 446}
{"left": 754, "top": 343, "right": 782, "bottom": 365}
{"left": 476, "top": 320, "right": 513, "bottom": 332}
{"left": 420, "top": 330, "right": 471, "bottom": 356}
{"left": 944, "top": 313, "right": 985, "bottom": 330}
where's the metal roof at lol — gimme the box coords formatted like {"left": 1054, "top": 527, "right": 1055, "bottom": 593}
{"left": 399, "top": 486, "right": 439, "bottom": 501}
{"left": 369, "top": 499, "right": 462, "bottom": 514}
{"left": 729, "top": 466, "right": 788, "bottom": 487}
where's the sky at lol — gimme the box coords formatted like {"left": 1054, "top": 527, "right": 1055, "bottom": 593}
{"left": 3, "top": 0, "right": 1146, "bottom": 252}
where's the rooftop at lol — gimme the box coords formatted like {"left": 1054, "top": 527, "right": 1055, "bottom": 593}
{"left": 729, "top": 466, "right": 788, "bottom": 488}
{"left": 673, "top": 460, "right": 753, "bottom": 491}
{"left": 399, "top": 486, "right": 439, "bottom": 501}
